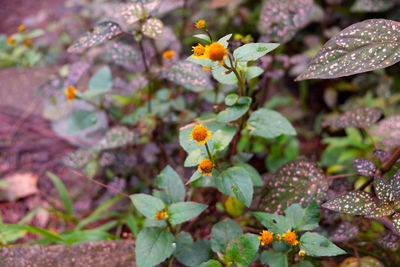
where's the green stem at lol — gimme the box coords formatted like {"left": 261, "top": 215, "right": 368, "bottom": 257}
{"left": 228, "top": 54, "right": 245, "bottom": 96}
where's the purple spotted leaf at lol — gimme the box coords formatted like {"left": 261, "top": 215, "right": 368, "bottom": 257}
{"left": 162, "top": 61, "right": 213, "bottom": 92}
{"left": 365, "top": 204, "right": 395, "bottom": 218}
{"left": 93, "top": 126, "right": 135, "bottom": 151}
{"left": 374, "top": 177, "right": 394, "bottom": 203}
{"left": 324, "top": 108, "right": 381, "bottom": 128}
{"left": 377, "top": 232, "right": 400, "bottom": 249}
{"left": 68, "top": 22, "right": 123, "bottom": 53}
{"left": 103, "top": 42, "right": 141, "bottom": 68}
{"left": 142, "top": 18, "right": 164, "bottom": 39}
{"left": 373, "top": 149, "right": 390, "bottom": 163}
{"left": 351, "top": 0, "right": 395, "bottom": 12}
{"left": 65, "top": 61, "right": 90, "bottom": 87}
{"left": 261, "top": 160, "right": 329, "bottom": 214}
{"left": 258, "top": 0, "right": 317, "bottom": 43}
{"left": 392, "top": 213, "right": 400, "bottom": 234}
{"left": 353, "top": 158, "right": 377, "bottom": 177}
{"left": 330, "top": 221, "right": 359, "bottom": 242}
{"left": 62, "top": 149, "right": 97, "bottom": 169}
{"left": 322, "top": 191, "right": 377, "bottom": 215}
{"left": 296, "top": 19, "right": 400, "bottom": 80}
{"left": 390, "top": 170, "right": 400, "bottom": 200}
{"left": 372, "top": 115, "right": 400, "bottom": 148}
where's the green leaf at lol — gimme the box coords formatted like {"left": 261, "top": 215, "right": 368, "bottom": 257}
{"left": 217, "top": 97, "right": 251, "bottom": 123}
{"left": 217, "top": 34, "right": 232, "bottom": 48}
{"left": 89, "top": 65, "right": 112, "bottom": 91}
{"left": 184, "top": 148, "right": 206, "bottom": 167}
{"left": 213, "top": 126, "right": 236, "bottom": 152}
{"left": 351, "top": 0, "right": 394, "bottom": 12}
{"left": 322, "top": 191, "right": 377, "bottom": 215}
{"left": 142, "top": 18, "right": 164, "bottom": 39}
{"left": 261, "top": 160, "right": 328, "bottom": 213}
{"left": 215, "top": 166, "right": 253, "bottom": 207}
{"left": 0, "top": 224, "right": 27, "bottom": 244}
{"left": 236, "top": 163, "right": 262, "bottom": 187}
{"left": 211, "top": 218, "right": 243, "bottom": 253}
{"left": 325, "top": 108, "right": 381, "bottom": 129}
{"left": 248, "top": 108, "right": 296, "bottom": 139}
{"left": 199, "top": 260, "right": 223, "bottom": 267}
{"left": 62, "top": 149, "right": 96, "bottom": 169}
{"left": 168, "top": 202, "right": 207, "bottom": 225}
{"left": 136, "top": 228, "right": 176, "bottom": 267}
{"left": 225, "top": 93, "right": 239, "bottom": 106}
{"left": 67, "top": 110, "right": 97, "bottom": 133}
{"left": 284, "top": 201, "right": 320, "bottom": 231}
{"left": 6, "top": 224, "right": 63, "bottom": 242}
{"left": 300, "top": 232, "right": 346, "bottom": 257}
{"left": 234, "top": 43, "right": 279, "bottom": 62}
{"left": 194, "top": 34, "right": 211, "bottom": 43}
{"left": 366, "top": 204, "right": 395, "bottom": 218}
{"left": 46, "top": 172, "right": 73, "bottom": 217}
{"left": 93, "top": 126, "right": 134, "bottom": 151}
{"left": 59, "top": 229, "right": 116, "bottom": 245}
{"left": 211, "top": 65, "right": 238, "bottom": 85}
{"left": 174, "top": 232, "right": 213, "bottom": 267}
{"left": 296, "top": 19, "right": 400, "bottom": 80}
{"left": 226, "top": 233, "right": 259, "bottom": 267}
{"left": 253, "top": 212, "right": 291, "bottom": 234}
{"left": 68, "top": 21, "right": 123, "bottom": 53}
{"left": 244, "top": 66, "right": 264, "bottom": 80}
{"left": 130, "top": 194, "right": 165, "bottom": 219}
{"left": 156, "top": 165, "right": 185, "bottom": 204}
{"left": 260, "top": 251, "right": 288, "bottom": 267}
{"left": 163, "top": 61, "right": 213, "bottom": 92}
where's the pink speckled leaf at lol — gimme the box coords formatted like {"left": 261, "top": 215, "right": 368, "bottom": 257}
{"left": 322, "top": 191, "right": 377, "bottom": 215}
{"left": 296, "top": 19, "right": 400, "bottom": 80}
{"left": 65, "top": 61, "right": 90, "bottom": 86}
{"left": 372, "top": 115, "right": 400, "bottom": 148}
{"left": 331, "top": 221, "right": 359, "bottom": 242}
{"left": 373, "top": 149, "right": 390, "bottom": 163}
{"left": 103, "top": 42, "right": 141, "bottom": 67}
{"left": 374, "top": 176, "right": 394, "bottom": 202}
{"left": 258, "top": 0, "right": 316, "bottom": 43}
{"left": 68, "top": 22, "right": 123, "bottom": 53}
{"left": 392, "top": 213, "right": 400, "bottom": 234}
{"left": 351, "top": 0, "right": 395, "bottom": 12}
{"left": 390, "top": 169, "right": 400, "bottom": 200}
{"left": 142, "top": 18, "right": 164, "bottom": 39}
{"left": 324, "top": 107, "right": 381, "bottom": 128}
{"left": 366, "top": 204, "right": 395, "bottom": 218}
{"left": 62, "top": 149, "right": 96, "bottom": 169}
{"left": 162, "top": 61, "right": 213, "bottom": 92}
{"left": 353, "top": 158, "right": 376, "bottom": 177}
{"left": 93, "top": 126, "right": 135, "bottom": 151}
{"left": 261, "top": 160, "right": 329, "bottom": 214}
{"left": 377, "top": 232, "right": 400, "bottom": 249}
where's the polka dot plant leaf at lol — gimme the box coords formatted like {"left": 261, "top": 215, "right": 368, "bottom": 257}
{"left": 353, "top": 158, "right": 377, "bottom": 177}
{"left": 324, "top": 107, "right": 381, "bottom": 128}
{"left": 371, "top": 115, "right": 400, "bottom": 148}
{"left": 322, "top": 191, "right": 377, "bottom": 215}
{"left": 351, "top": 0, "right": 395, "bottom": 12}
{"left": 377, "top": 232, "right": 400, "bottom": 249}
{"left": 142, "top": 18, "right": 164, "bottom": 39}
{"left": 68, "top": 21, "right": 123, "bottom": 54}
{"left": 65, "top": 61, "right": 90, "bottom": 87}
{"left": 330, "top": 221, "right": 359, "bottom": 243}
{"left": 365, "top": 204, "right": 395, "bottom": 218}
{"left": 93, "top": 126, "right": 135, "bottom": 151}
{"left": 261, "top": 160, "right": 329, "bottom": 214}
{"left": 102, "top": 42, "right": 141, "bottom": 68}
{"left": 296, "top": 19, "right": 400, "bottom": 80}
{"left": 62, "top": 149, "right": 97, "bottom": 169}
{"left": 392, "top": 213, "right": 400, "bottom": 234}
{"left": 374, "top": 177, "right": 394, "bottom": 203}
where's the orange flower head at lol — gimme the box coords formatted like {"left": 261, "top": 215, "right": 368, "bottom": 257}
{"left": 163, "top": 50, "right": 174, "bottom": 60}
{"left": 258, "top": 230, "right": 274, "bottom": 246}
{"left": 8, "top": 36, "right": 14, "bottom": 45}
{"left": 189, "top": 124, "right": 211, "bottom": 145}
{"left": 23, "top": 39, "right": 32, "bottom": 47}
{"left": 207, "top": 42, "right": 227, "bottom": 62}
{"left": 198, "top": 159, "right": 214, "bottom": 176}
{"left": 299, "top": 250, "right": 306, "bottom": 257}
{"left": 65, "top": 86, "right": 76, "bottom": 102}
{"left": 195, "top": 20, "right": 206, "bottom": 29}
{"left": 155, "top": 210, "right": 168, "bottom": 220}
{"left": 18, "top": 24, "right": 25, "bottom": 32}
{"left": 202, "top": 66, "right": 210, "bottom": 71}
{"left": 282, "top": 230, "right": 299, "bottom": 246}
{"left": 192, "top": 44, "right": 206, "bottom": 58}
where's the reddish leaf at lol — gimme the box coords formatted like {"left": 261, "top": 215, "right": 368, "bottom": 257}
{"left": 331, "top": 221, "right": 359, "bottom": 242}
{"left": 324, "top": 108, "right": 381, "bottom": 128}
{"left": 353, "top": 158, "right": 376, "bottom": 177}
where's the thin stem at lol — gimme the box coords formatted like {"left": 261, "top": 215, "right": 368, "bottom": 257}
{"left": 362, "top": 127, "right": 378, "bottom": 150}
{"left": 138, "top": 37, "right": 152, "bottom": 113}
{"left": 205, "top": 29, "right": 213, "bottom": 42}
{"left": 228, "top": 54, "right": 245, "bottom": 96}
{"left": 324, "top": 173, "right": 361, "bottom": 180}
{"left": 380, "top": 145, "right": 400, "bottom": 173}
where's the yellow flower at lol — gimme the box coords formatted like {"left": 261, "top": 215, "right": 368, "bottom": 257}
{"left": 65, "top": 86, "right": 76, "bottom": 102}
{"left": 189, "top": 124, "right": 211, "bottom": 145}
{"left": 8, "top": 36, "right": 14, "bottom": 45}
{"left": 163, "top": 50, "right": 174, "bottom": 60}
{"left": 198, "top": 159, "right": 214, "bottom": 176}
{"left": 155, "top": 210, "right": 168, "bottom": 220}
{"left": 202, "top": 66, "right": 210, "bottom": 71}
{"left": 258, "top": 230, "right": 274, "bottom": 246}
{"left": 18, "top": 24, "right": 25, "bottom": 32}
{"left": 23, "top": 39, "right": 32, "bottom": 47}
{"left": 192, "top": 43, "right": 207, "bottom": 58}
{"left": 282, "top": 230, "right": 299, "bottom": 246}
{"left": 207, "top": 42, "right": 227, "bottom": 62}
{"left": 195, "top": 20, "right": 206, "bottom": 29}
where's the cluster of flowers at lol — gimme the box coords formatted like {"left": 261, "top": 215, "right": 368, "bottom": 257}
{"left": 259, "top": 229, "right": 306, "bottom": 256}
{"left": 7, "top": 25, "right": 32, "bottom": 47}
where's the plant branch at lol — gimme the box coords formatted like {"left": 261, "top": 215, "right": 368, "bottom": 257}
{"left": 324, "top": 173, "right": 361, "bottom": 180}
{"left": 362, "top": 127, "right": 378, "bottom": 150}
{"left": 380, "top": 145, "right": 400, "bottom": 173}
